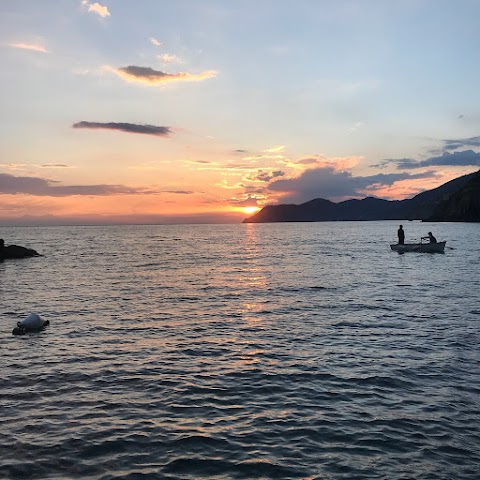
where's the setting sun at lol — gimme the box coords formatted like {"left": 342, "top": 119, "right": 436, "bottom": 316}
{"left": 242, "top": 206, "right": 260, "bottom": 215}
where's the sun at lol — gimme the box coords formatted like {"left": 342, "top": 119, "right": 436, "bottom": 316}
{"left": 242, "top": 206, "right": 260, "bottom": 215}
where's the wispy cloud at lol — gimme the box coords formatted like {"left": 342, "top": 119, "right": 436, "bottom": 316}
{"left": 246, "top": 170, "right": 285, "bottom": 182}
{"left": 160, "top": 53, "right": 182, "bottom": 64}
{"left": 40, "top": 164, "right": 71, "bottom": 168}
{"left": 150, "top": 37, "right": 162, "bottom": 46}
{"left": 0, "top": 173, "right": 158, "bottom": 197}
{"left": 229, "top": 194, "right": 263, "bottom": 207}
{"left": 107, "top": 65, "right": 216, "bottom": 85}
{"left": 294, "top": 155, "right": 360, "bottom": 170}
{"left": 242, "top": 154, "right": 286, "bottom": 162}
{"left": 296, "top": 157, "right": 319, "bottom": 165}
{"left": 382, "top": 150, "right": 480, "bottom": 170}
{"left": 9, "top": 42, "right": 47, "bottom": 53}
{"left": 82, "top": 0, "right": 110, "bottom": 18}
{"left": 162, "top": 190, "right": 194, "bottom": 195}
{"left": 0, "top": 163, "right": 71, "bottom": 171}
{"left": 72, "top": 121, "right": 171, "bottom": 137}
{"left": 376, "top": 135, "right": 480, "bottom": 169}
{"left": 443, "top": 135, "right": 480, "bottom": 150}
{"left": 263, "top": 145, "right": 285, "bottom": 153}
{"left": 0, "top": 163, "right": 29, "bottom": 171}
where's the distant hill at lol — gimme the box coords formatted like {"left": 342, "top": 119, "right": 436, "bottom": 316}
{"left": 428, "top": 170, "right": 480, "bottom": 222}
{"left": 243, "top": 170, "right": 479, "bottom": 223}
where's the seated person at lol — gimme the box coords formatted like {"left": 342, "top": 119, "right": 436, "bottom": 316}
{"left": 421, "top": 232, "right": 437, "bottom": 243}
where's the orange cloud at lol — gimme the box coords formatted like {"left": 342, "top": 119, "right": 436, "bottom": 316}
{"left": 9, "top": 43, "right": 47, "bottom": 53}
{"left": 294, "top": 154, "right": 361, "bottom": 171}
{"left": 82, "top": 1, "right": 110, "bottom": 18}
{"left": 107, "top": 65, "right": 216, "bottom": 85}
{"left": 242, "top": 154, "right": 286, "bottom": 161}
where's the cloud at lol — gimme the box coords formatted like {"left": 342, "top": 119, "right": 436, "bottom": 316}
{"left": 229, "top": 194, "right": 262, "bottom": 207}
{"left": 82, "top": 1, "right": 110, "bottom": 18}
{"left": 0, "top": 163, "right": 29, "bottom": 171}
{"left": 150, "top": 37, "right": 162, "bottom": 46}
{"left": 387, "top": 150, "right": 480, "bottom": 170}
{"left": 242, "top": 154, "right": 286, "bottom": 161}
{"left": 160, "top": 53, "right": 182, "bottom": 64}
{"left": 294, "top": 155, "right": 360, "bottom": 170}
{"left": 0, "top": 163, "right": 71, "bottom": 171}
{"left": 72, "top": 121, "right": 171, "bottom": 137}
{"left": 107, "top": 65, "right": 216, "bottom": 85}
{"left": 267, "top": 166, "right": 435, "bottom": 203}
{"left": 296, "top": 157, "right": 319, "bottom": 165}
{"left": 264, "top": 145, "right": 285, "bottom": 153}
{"left": 443, "top": 136, "right": 480, "bottom": 150}
{"left": 243, "top": 186, "right": 266, "bottom": 194}
{"left": 248, "top": 170, "right": 285, "bottom": 182}
{"left": 9, "top": 43, "right": 47, "bottom": 53}
{"left": 0, "top": 173, "right": 157, "bottom": 197}
{"left": 40, "top": 164, "right": 70, "bottom": 168}
{"left": 162, "top": 190, "right": 194, "bottom": 195}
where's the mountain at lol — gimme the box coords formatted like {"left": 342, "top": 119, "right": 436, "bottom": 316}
{"left": 428, "top": 170, "right": 480, "bottom": 222}
{"left": 243, "top": 170, "right": 479, "bottom": 223}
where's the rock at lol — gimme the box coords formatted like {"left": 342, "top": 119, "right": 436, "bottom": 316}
{"left": 0, "top": 239, "right": 41, "bottom": 260}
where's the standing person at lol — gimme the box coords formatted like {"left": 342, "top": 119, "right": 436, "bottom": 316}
{"left": 397, "top": 225, "right": 405, "bottom": 245}
{"left": 422, "top": 231, "right": 437, "bottom": 243}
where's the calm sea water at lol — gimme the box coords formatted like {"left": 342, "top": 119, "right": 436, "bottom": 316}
{"left": 1, "top": 221, "right": 479, "bottom": 480}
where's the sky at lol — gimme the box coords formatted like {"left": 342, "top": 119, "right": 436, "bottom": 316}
{"left": 1, "top": 0, "right": 480, "bottom": 225}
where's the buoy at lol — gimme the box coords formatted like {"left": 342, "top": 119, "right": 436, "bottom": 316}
{"left": 12, "top": 313, "right": 50, "bottom": 335}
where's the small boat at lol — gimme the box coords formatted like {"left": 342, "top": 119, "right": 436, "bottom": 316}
{"left": 390, "top": 241, "right": 446, "bottom": 253}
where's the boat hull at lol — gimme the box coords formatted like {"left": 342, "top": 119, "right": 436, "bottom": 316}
{"left": 390, "top": 241, "right": 446, "bottom": 253}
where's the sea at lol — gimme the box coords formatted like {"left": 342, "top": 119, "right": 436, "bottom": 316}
{"left": 1, "top": 221, "right": 479, "bottom": 480}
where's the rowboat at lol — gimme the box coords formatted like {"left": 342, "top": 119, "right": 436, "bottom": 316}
{"left": 390, "top": 241, "right": 446, "bottom": 253}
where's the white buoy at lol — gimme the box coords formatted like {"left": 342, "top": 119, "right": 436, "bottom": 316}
{"left": 12, "top": 313, "right": 50, "bottom": 335}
